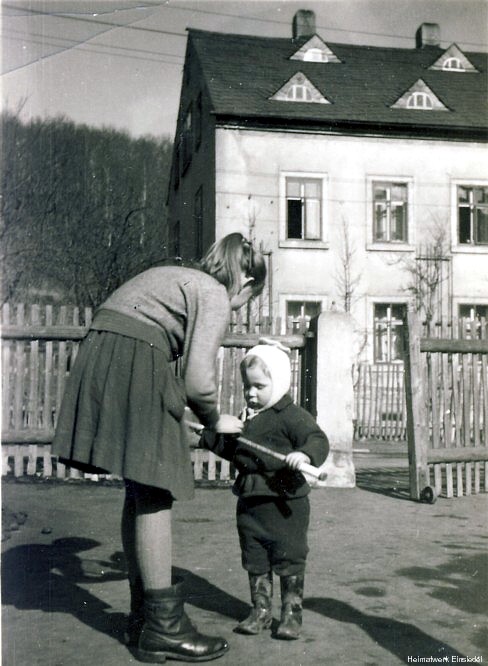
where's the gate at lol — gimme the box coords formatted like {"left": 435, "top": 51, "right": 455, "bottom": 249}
{"left": 403, "top": 312, "right": 488, "bottom": 500}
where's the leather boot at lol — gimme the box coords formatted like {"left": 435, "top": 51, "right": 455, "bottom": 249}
{"left": 235, "top": 572, "right": 273, "bottom": 635}
{"left": 276, "top": 575, "right": 304, "bottom": 640}
{"left": 124, "top": 575, "right": 144, "bottom": 646}
{"left": 135, "top": 578, "right": 229, "bottom": 663}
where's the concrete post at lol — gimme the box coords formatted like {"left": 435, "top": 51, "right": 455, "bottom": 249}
{"left": 311, "top": 311, "right": 356, "bottom": 488}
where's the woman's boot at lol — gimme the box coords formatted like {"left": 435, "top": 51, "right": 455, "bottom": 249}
{"left": 124, "top": 575, "right": 145, "bottom": 646}
{"left": 135, "top": 578, "right": 229, "bottom": 663}
{"left": 235, "top": 572, "right": 273, "bottom": 635}
{"left": 276, "top": 575, "right": 304, "bottom": 640}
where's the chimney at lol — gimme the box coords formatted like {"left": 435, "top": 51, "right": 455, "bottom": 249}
{"left": 292, "top": 10, "right": 316, "bottom": 40}
{"left": 415, "top": 23, "right": 440, "bottom": 48}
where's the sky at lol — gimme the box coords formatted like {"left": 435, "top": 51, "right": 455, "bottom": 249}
{"left": 2, "top": 0, "right": 488, "bottom": 139}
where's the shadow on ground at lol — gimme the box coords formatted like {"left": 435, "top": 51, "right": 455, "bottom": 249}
{"left": 397, "top": 551, "right": 488, "bottom": 616}
{"left": 355, "top": 468, "right": 411, "bottom": 500}
{"left": 304, "top": 597, "right": 465, "bottom": 661}
{"left": 1, "top": 538, "right": 249, "bottom": 643}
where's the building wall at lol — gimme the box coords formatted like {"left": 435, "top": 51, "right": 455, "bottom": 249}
{"left": 215, "top": 126, "right": 488, "bottom": 358}
{"left": 167, "top": 49, "right": 216, "bottom": 261}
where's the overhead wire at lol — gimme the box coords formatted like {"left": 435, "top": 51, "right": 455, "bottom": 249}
{"left": 3, "top": 1, "right": 487, "bottom": 49}
{"left": 4, "top": 29, "right": 185, "bottom": 65}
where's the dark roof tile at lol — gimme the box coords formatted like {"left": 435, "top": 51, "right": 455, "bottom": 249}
{"left": 189, "top": 29, "right": 488, "bottom": 132}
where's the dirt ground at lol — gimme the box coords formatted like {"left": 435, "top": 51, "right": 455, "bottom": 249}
{"left": 2, "top": 445, "right": 487, "bottom": 666}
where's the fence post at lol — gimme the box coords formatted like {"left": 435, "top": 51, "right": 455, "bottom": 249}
{"left": 312, "top": 311, "right": 356, "bottom": 488}
{"left": 403, "top": 311, "right": 430, "bottom": 500}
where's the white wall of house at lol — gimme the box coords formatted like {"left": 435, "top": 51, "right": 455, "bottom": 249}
{"left": 215, "top": 127, "right": 488, "bottom": 360}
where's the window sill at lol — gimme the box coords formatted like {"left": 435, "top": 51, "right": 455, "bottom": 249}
{"left": 451, "top": 244, "right": 488, "bottom": 254}
{"left": 279, "top": 240, "right": 329, "bottom": 250}
{"left": 366, "top": 243, "right": 415, "bottom": 252}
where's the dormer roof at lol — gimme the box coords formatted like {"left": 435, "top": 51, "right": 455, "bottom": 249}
{"left": 391, "top": 79, "right": 449, "bottom": 111}
{"left": 269, "top": 72, "right": 331, "bottom": 104}
{"left": 428, "top": 43, "right": 479, "bottom": 72}
{"left": 289, "top": 35, "right": 342, "bottom": 63}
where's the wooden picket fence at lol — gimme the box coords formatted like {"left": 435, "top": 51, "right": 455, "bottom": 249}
{"left": 353, "top": 363, "right": 406, "bottom": 440}
{"left": 404, "top": 314, "right": 488, "bottom": 499}
{"left": 1, "top": 303, "right": 310, "bottom": 482}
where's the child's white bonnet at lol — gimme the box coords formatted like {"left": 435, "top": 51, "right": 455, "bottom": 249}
{"left": 245, "top": 338, "right": 291, "bottom": 409}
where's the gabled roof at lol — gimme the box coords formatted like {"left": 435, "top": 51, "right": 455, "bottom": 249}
{"left": 188, "top": 28, "right": 488, "bottom": 136}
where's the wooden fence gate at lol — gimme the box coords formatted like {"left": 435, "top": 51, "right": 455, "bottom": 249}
{"left": 403, "top": 312, "right": 488, "bottom": 501}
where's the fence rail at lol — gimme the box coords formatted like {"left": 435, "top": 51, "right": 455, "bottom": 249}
{"left": 404, "top": 313, "right": 488, "bottom": 499}
{"left": 1, "top": 303, "right": 309, "bottom": 482}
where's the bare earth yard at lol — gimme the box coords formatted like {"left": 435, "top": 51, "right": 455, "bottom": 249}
{"left": 2, "top": 449, "right": 487, "bottom": 666}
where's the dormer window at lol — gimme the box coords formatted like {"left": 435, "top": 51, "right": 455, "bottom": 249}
{"left": 443, "top": 57, "right": 463, "bottom": 71}
{"left": 429, "top": 44, "right": 478, "bottom": 72}
{"left": 303, "top": 48, "right": 328, "bottom": 62}
{"left": 287, "top": 84, "right": 312, "bottom": 101}
{"left": 406, "top": 92, "right": 433, "bottom": 109}
{"left": 270, "top": 72, "right": 330, "bottom": 104}
{"left": 290, "top": 35, "right": 341, "bottom": 63}
{"left": 391, "top": 79, "right": 448, "bottom": 111}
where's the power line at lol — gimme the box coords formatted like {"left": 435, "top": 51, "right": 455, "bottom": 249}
{"left": 2, "top": 34, "right": 184, "bottom": 73}
{"left": 1, "top": 2, "right": 187, "bottom": 74}
{"left": 3, "top": 1, "right": 487, "bottom": 50}
{"left": 2, "top": 3, "right": 187, "bottom": 38}
{"left": 4, "top": 28, "right": 185, "bottom": 61}
{"left": 147, "top": 1, "right": 488, "bottom": 49}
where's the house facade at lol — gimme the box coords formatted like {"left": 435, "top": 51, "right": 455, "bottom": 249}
{"left": 167, "top": 10, "right": 488, "bottom": 362}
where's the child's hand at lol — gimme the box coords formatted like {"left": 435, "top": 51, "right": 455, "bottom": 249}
{"left": 285, "top": 451, "right": 311, "bottom": 470}
{"left": 214, "top": 414, "right": 243, "bottom": 434}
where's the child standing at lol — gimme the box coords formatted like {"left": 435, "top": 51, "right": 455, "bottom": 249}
{"left": 52, "top": 233, "right": 266, "bottom": 663}
{"left": 201, "top": 341, "right": 329, "bottom": 640}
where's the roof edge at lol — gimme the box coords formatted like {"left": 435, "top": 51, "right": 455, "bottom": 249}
{"left": 213, "top": 114, "right": 488, "bottom": 142}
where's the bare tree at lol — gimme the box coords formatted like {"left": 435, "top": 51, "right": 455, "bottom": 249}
{"left": 1, "top": 113, "right": 172, "bottom": 307}
{"left": 334, "top": 215, "right": 361, "bottom": 312}
{"left": 399, "top": 222, "right": 451, "bottom": 325}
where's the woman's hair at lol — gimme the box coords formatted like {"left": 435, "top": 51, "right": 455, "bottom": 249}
{"left": 200, "top": 232, "right": 266, "bottom": 298}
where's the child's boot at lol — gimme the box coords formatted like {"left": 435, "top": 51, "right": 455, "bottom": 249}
{"left": 135, "top": 578, "right": 228, "bottom": 663}
{"left": 235, "top": 572, "right": 273, "bottom": 635}
{"left": 124, "top": 575, "right": 144, "bottom": 646}
{"left": 276, "top": 575, "right": 304, "bottom": 640}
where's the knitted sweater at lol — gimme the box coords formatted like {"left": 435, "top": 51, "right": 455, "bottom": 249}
{"left": 90, "top": 266, "right": 230, "bottom": 428}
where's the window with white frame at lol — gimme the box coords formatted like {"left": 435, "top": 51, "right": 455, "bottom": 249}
{"left": 373, "top": 182, "right": 408, "bottom": 242}
{"left": 286, "top": 177, "right": 322, "bottom": 240}
{"left": 287, "top": 84, "right": 313, "bottom": 102}
{"left": 374, "top": 303, "right": 406, "bottom": 362}
{"left": 287, "top": 300, "right": 322, "bottom": 331}
{"left": 458, "top": 304, "right": 488, "bottom": 338}
{"left": 459, "top": 304, "right": 488, "bottom": 320}
{"left": 303, "top": 48, "right": 328, "bottom": 62}
{"left": 406, "top": 92, "right": 433, "bottom": 109}
{"left": 457, "top": 185, "right": 488, "bottom": 245}
{"left": 443, "top": 57, "right": 464, "bottom": 71}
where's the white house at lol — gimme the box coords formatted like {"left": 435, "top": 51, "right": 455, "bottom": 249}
{"left": 167, "top": 10, "right": 488, "bottom": 362}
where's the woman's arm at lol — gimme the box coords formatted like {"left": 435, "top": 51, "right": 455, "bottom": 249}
{"left": 182, "top": 279, "right": 231, "bottom": 428}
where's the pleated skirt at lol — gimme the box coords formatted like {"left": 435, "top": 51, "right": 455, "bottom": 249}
{"left": 52, "top": 330, "right": 194, "bottom": 500}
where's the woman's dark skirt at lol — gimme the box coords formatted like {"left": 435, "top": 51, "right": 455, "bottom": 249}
{"left": 52, "top": 330, "right": 194, "bottom": 500}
